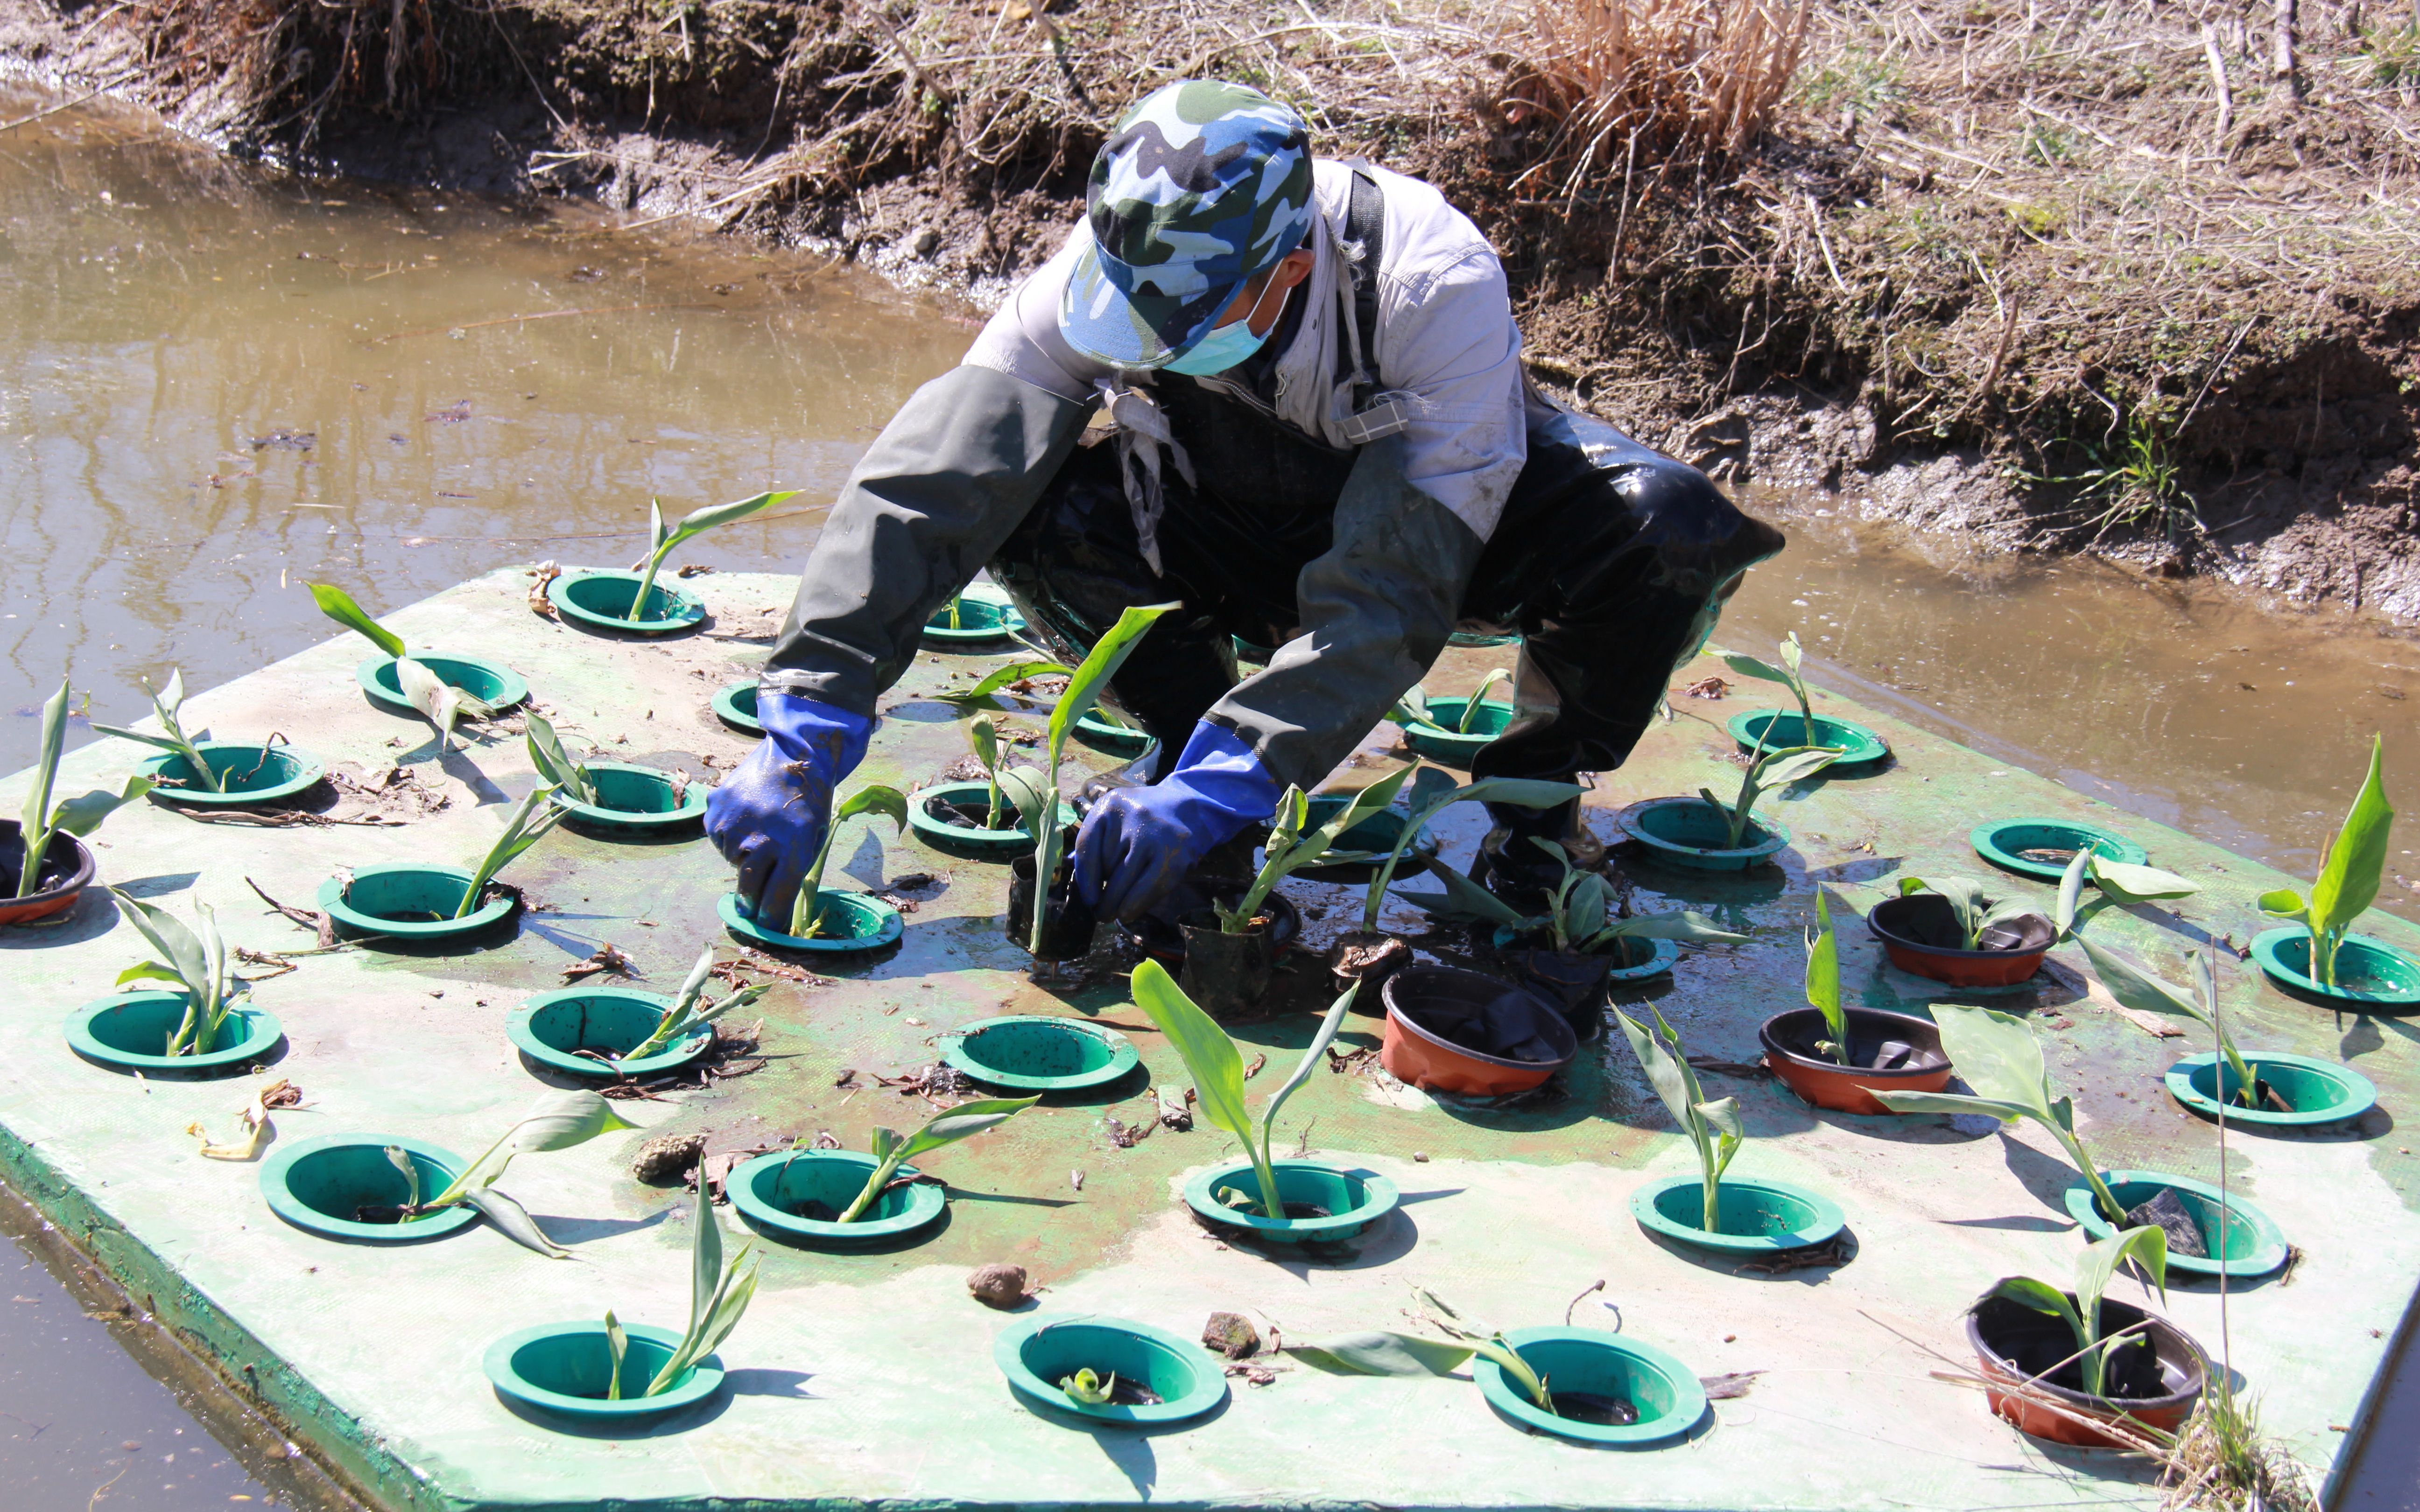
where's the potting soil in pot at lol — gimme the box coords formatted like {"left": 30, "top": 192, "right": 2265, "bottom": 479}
{"left": 1402, "top": 990, "right": 1564, "bottom": 1063}
{"left": 2122, "top": 1187, "right": 2210, "bottom": 1260}
{"left": 1551, "top": 1392, "right": 1640, "bottom": 1427}
{"left": 1972, "top": 1295, "right": 2172, "bottom": 1402}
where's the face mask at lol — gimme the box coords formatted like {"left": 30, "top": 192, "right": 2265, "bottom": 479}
{"left": 1160, "top": 273, "right": 1283, "bottom": 376}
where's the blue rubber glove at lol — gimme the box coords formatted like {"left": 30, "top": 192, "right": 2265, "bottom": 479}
{"left": 1072, "top": 721, "right": 1281, "bottom": 922}
{"left": 704, "top": 693, "right": 874, "bottom": 924}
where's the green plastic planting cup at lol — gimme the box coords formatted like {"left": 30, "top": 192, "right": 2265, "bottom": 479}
{"left": 2165, "top": 1052, "right": 2377, "bottom": 1130}
{"left": 1400, "top": 699, "right": 1511, "bottom": 765}
{"left": 355, "top": 654, "right": 528, "bottom": 717}
{"left": 1291, "top": 794, "right": 1439, "bottom": 884}
{"left": 1071, "top": 712, "right": 1155, "bottom": 759}
{"left": 717, "top": 890, "right": 903, "bottom": 954}
{"left": 1630, "top": 1175, "right": 1847, "bottom": 1256}
{"left": 992, "top": 1315, "right": 1230, "bottom": 1427}
{"left": 1970, "top": 817, "right": 2149, "bottom": 882}
{"left": 549, "top": 763, "right": 707, "bottom": 833}
{"left": 318, "top": 866, "right": 514, "bottom": 941}
{"left": 260, "top": 1134, "right": 478, "bottom": 1243}
{"left": 725, "top": 1149, "right": 943, "bottom": 1247}
{"left": 1617, "top": 796, "right": 1790, "bottom": 871}
{"left": 711, "top": 681, "right": 762, "bottom": 735}
{"left": 939, "top": 1016, "right": 1140, "bottom": 1092}
{"left": 1182, "top": 1160, "right": 1400, "bottom": 1245}
{"left": 1474, "top": 1328, "right": 1708, "bottom": 1447}
{"left": 140, "top": 742, "right": 325, "bottom": 807}
{"left": 483, "top": 1321, "right": 724, "bottom": 1422}
{"left": 548, "top": 570, "right": 705, "bottom": 636}
{"left": 1727, "top": 710, "right": 1889, "bottom": 768}
{"left": 1449, "top": 630, "right": 1521, "bottom": 648}
{"left": 66, "top": 993, "right": 284, "bottom": 1075}
{"left": 908, "top": 781, "right": 1075, "bottom": 858}
{"left": 922, "top": 598, "right": 1026, "bottom": 646}
{"left": 507, "top": 989, "right": 711, "bottom": 1079}
{"left": 2065, "top": 1171, "right": 2288, "bottom": 1279}
{"left": 2250, "top": 927, "right": 2420, "bottom": 1012}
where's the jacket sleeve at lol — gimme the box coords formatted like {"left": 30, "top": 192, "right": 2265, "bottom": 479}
{"left": 1200, "top": 432, "right": 1486, "bottom": 791}
{"left": 760, "top": 364, "right": 1096, "bottom": 716}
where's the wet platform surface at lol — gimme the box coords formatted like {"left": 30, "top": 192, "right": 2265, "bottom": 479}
{"left": 1, "top": 568, "right": 2413, "bottom": 1511}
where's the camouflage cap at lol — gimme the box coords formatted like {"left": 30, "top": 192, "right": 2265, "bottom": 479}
{"left": 1058, "top": 79, "right": 1315, "bottom": 369}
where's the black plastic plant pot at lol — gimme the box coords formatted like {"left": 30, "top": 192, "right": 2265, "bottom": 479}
{"left": 1007, "top": 854, "right": 1097, "bottom": 962}
{"left": 259, "top": 1134, "right": 479, "bottom": 1243}
{"left": 1178, "top": 910, "right": 1273, "bottom": 1016}
{"left": 483, "top": 1321, "right": 724, "bottom": 1423}
{"left": 1124, "top": 891, "right": 1303, "bottom": 963}
{"left": 0, "top": 821, "right": 94, "bottom": 927}
{"left": 1503, "top": 946, "right": 1626, "bottom": 1035}
{"left": 1868, "top": 894, "right": 2054, "bottom": 987}
{"left": 546, "top": 570, "right": 706, "bottom": 636}
{"left": 1966, "top": 1293, "right": 2205, "bottom": 1448}
{"left": 317, "top": 866, "right": 515, "bottom": 944}
{"left": 141, "top": 742, "right": 326, "bottom": 808}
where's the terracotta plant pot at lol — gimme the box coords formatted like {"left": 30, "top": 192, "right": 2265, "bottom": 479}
{"left": 1867, "top": 894, "right": 2052, "bottom": 987}
{"left": 0, "top": 821, "right": 95, "bottom": 926}
{"left": 1967, "top": 1293, "right": 2205, "bottom": 1448}
{"left": 1379, "top": 966, "right": 1575, "bottom": 1096}
{"left": 1759, "top": 1007, "right": 1953, "bottom": 1115}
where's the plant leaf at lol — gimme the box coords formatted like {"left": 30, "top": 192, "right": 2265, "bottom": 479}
{"left": 1390, "top": 860, "right": 1527, "bottom": 927}
{"left": 831, "top": 784, "right": 909, "bottom": 833}
{"left": 1045, "top": 603, "right": 1177, "bottom": 769}
{"left": 2310, "top": 735, "right": 2394, "bottom": 941}
{"left": 306, "top": 582, "right": 406, "bottom": 658}
{"left": 508, "top": 1089, "right": 641, "bottom": 1153}
{"left": 1602, "top": 908, "right": 1747, "bottom": 943}
{"left": 1287, "top": 1331, "right": 1478, "bottom": 1377}
{"left": 106, "top": 889, "right": 208, "bottom": 996}
{"left": 1130, "top": 959, "right": 1252, "bottom": 1146}
{"left": 454, "top": 1184, "right": 570, "bottom": 1258}
{"left": 2255, "top": 888, "right": 2308, "bottom": 920}
{"left": 1923, "top": 1004, "right": 2054, "bottom": 1115}
{"left": 1870, "top": 1089, "right": 2037, "bottom": 1121}
{"left": 2077, "top": 938, "right": 2209, "bottom": 1029}
{"left": 1719, "top": 651, "right": 1794, "bottom": 689}
{"left": 951, "top": 660, "right": 1074, "bottom": 705}
{"left": 895, "top": 1095, "right": 1041, "bottom": 1162}
{"left": 1258, "top": 981, "right": 1358, "bottom": 1158}
{"left": 52, "top": 776, "right": 160, "bottom": 837}
{"left": 2075, "top": 1224, "right": 2168, "bottom": 1320}
{"left": 686, "top": 1179, "right": 721, "bottom": 1345}
{"left": 114, "top": 961, "right": 187, "bottom": 990}
{"left": 1985, "top": 1275, "right": 2083, "bottom": 1330}
{"left": 993, "top": 767, "right": 1055, "bottom": 834}
{"left": 1613, "top": 1006, "right": 1695, "bottom": 1131}
{"left": 523, "top": 711, "right": 595, "bottom": 804}
{"left": 661, "top": 490, "right": 797, "bottom": 554}
{"left": 1751, "top": 745, "right": 1841, "bottom": 792}
{"left": 2088, "top": 859, "right": 2199, "bottom": 904}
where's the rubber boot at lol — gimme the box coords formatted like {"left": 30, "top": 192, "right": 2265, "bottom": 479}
{"left": 1475, "top": 793, "right": 1605, "bottom": 907}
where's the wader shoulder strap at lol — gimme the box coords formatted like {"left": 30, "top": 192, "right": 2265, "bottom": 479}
{"left": 1339, "top": 161, "right": 1408, "bottom": 445}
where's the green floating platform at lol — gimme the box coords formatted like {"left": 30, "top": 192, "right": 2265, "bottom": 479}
{"left": 4, "top": 568, "right": 2416, "bottom": 1512}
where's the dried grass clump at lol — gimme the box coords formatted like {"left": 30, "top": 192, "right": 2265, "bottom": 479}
{"left": 1496, "top": 0, "right": 1813, "bottom": 201}
{"left": 2158, "top": 1377, "right": 2318, "bottom": 1512}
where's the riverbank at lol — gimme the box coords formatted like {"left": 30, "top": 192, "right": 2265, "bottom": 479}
{"left": 5, "top": 0, "right": 2418, "bottom": 618}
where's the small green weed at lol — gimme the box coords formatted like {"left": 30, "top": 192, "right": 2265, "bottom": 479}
{"left": 2019, "top": 411, "right": 2199, "bottom": 544}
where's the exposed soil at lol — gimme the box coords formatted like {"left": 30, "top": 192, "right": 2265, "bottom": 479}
{"left": 4, "top": 0, "right": 2417, "bottom": 616}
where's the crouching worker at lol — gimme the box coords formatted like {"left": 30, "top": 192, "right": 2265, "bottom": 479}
{"left": 706, "top": 79, "right": 1785, "bottom": 928}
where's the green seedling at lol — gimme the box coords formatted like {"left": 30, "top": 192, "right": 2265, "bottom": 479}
{"left": 2258, "top": 735, "right": 2393, "bottom": 989}
{"left": 1059, "top": 1368, "right": 1116, "bottom": 1404}
{"left": 384, "top": 1146, "right": 419, "bottom": 1213}
{"left": 1353, "top": 772, "right": 1585, "bottom": 933}
{"left": 395, "top": 656, "right": 498, "bottom": 752}
{"left": 1213, "top": 769, "right": 1414, "bottom": 934}
{"left": 415, "top": 1089, "right": 639, "bottom": 1256}
{"left": 1458, "top": 668, "right": 1512, "bottom": 732}
{"left": 1805, "top": 888, "right": 1847, "bottom": 1066}
{"left": 1614, "top": 1002, "right": 1745, "bottom": 1234}
{"left": 947, "top": 597, "right": 963, "bottom": 631}
{"left": 108, "top": 890, "right": 242, "bottom": 1056}
{"left": 89, "top": 669, "right": 224, "bottom": 793}
{"left": 993, "top": 603, "right": 1177, "bottom": 954}
{"left": 604, "top": 1310, "right": 627, "bottom": 1401}
{"left": 306, "top": 581, "right": 407, "bottom": 659}
{"left": 1874, "top": 1005, "right": 2127, "bottom": 1223}
{"left": 1893, "top": 874, "right": 2046, "bottom": 952}
{"left": 787, "top": 784, "right": 909, "bottom": 938}
{"left": 774, "top": 1094, "right": 1039, "bottom": 1223}
{"left": 624, "top": 490, "right": 798, "bottom": 623}
{"left": 1131, "top": 959, "right": 1358, "bottom": 1220}
{"left": 2049, "top": 848, "right": 2199, "bottom": 943}
{"left": 1393, "top": 843, "right": 1740, "bottom": 956}
{"left": 523, "top": 711, "right": 596, "bottom": 805}
{"left": 14, "top": 678, "right": 156, "bottom": 899}
{"left": 1288, "top": 1288, "right": 1552, "bottom": 1412}
{"left": 2079, "top": 940, "right": 2266, "bottom": 1111}
{"left": 1387, "top": 669, "right": 1512, "bottom": 735}
{"left": 1699, "top": 741, "right": 1841, "bottom": 850}
{"left": 619, "top": 949, "right": 772, "bottom": 1064}
{"left": 634, "top": 1183, "right": 760, "bottom": 1394}
{"left": 1985, "top": 1225, "right": 2169, "bottom": 1399}
{"left": 453, "top": 785, "right": 565, "bottom": 918}
{"left": 1721, "top": 631, "right": 1816, "bottom": 733}
{"left": 965, "top": 715, "right": 1011, "bottom": 830}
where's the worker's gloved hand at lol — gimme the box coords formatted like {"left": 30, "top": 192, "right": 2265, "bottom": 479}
{"left": 704, "top": 693, "right": 874, "bottom": 924}
{"left": 1072, "top": 722, "right": 1280, "bottom": 922}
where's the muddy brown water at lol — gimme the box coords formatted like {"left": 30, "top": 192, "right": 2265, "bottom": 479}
{"left": 1, "top": 82, "right": 2417, "bottom": 1510}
